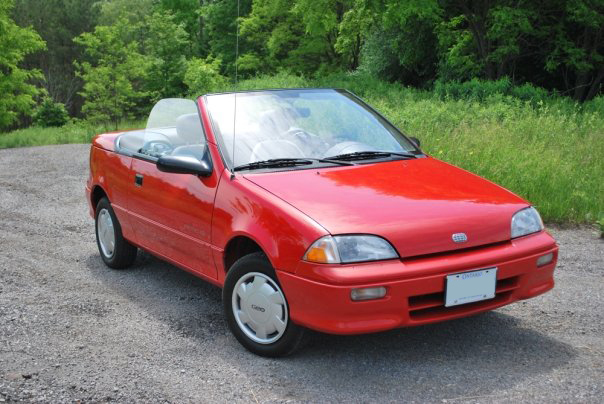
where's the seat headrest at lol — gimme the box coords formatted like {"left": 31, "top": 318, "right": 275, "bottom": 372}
{"left": 176, "top": 113, "right": 203, "bottom": 144}
{"left": 259, "top": 109, "right": 292, "bottom": 135}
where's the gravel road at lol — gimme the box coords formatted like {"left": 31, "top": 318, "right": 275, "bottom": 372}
{"left": 0, "top": 144, "right": 603, "bottom": 403}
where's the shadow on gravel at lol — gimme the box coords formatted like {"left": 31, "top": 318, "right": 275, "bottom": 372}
{"left": 85, "top": 252, "right": 577, "bottom": 401}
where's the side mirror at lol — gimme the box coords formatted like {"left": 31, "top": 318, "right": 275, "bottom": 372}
{"left": 409, "top": 137, "right": 421, "bottom": 147}
{"left": 157, "top": 145, "right": 213, "bottom": 177}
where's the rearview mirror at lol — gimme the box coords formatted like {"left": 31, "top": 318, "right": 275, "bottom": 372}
{"left": 295, "top": 107, "right": 311, "bottom": 118}
{"left": 157, "top": 145, "right": 213, "bottom": 177}
{"left": 409, "top": 137, "right": 421, "bottom": 147}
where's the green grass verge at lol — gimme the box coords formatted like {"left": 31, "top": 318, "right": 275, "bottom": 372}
{"left": 0, "top": 121, "right": 144, "bottom": 149}
{"left": 1, "top": 72, "right": 602, "bottom": 223}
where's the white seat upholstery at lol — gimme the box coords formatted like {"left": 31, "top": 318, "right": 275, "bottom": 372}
{"left": 259, "top": 109, "right": 292, "bottom": 136}
{"left": 176, "top": 113, "right": 204, "bottom": 145}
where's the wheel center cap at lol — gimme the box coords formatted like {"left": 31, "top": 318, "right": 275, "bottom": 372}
{"left": 247, "top": 293, "right": 270, "bottom": 323}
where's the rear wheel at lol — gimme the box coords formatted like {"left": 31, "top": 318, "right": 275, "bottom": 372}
{"left": 95, "top": 197, "right": 137, "bottom": 269}
{"left": 223, "top": 252, "right": 304, "bottom": 357}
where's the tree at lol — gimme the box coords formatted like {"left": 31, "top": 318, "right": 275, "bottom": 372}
{"left": 436, "top": 1, "right": 537, "bottom": 81}
{"left": 543, "top": 0, "right": 604, "bottom": 101}
{"left": 13, "top": 0, "right": 98, "bottom": 114}
{"left": 157, "top": 0, "right": 203, "bottom": 56}
{"left": 96, "top": 0, "right": 154, "bottom": 25}
{"left": 335, "top": 0, "right": 374, "bottom": 70}
{"left": 0, "top": 0, "right": 45, "bottom": 130}
{"left": 184, "top": 56, "right": 227, "bottom": 96}
{"left": 239, "top": 0, "right": 337, "bottom": 76}
{"left": 200, "top": 0, "right": 252, "bottom": 77}
{"left": 359, "top": 0, "right": 440, "bottom": 85}
{"left": 144, "top": 11, "right": 190, "bottom": 100}
{"left": 74, "top": 20, "right": 149, "bottom": 128}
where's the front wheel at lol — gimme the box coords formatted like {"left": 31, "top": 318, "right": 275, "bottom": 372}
{"left": 223, "top": 252, "right": 304, "bottom": 357}
{"left": 95, "top": 197, "right": 137, "bottom": 269}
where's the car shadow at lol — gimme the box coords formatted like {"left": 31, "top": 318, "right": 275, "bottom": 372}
{"left": 86, "top": 252, "right": 577, "bottom": 401}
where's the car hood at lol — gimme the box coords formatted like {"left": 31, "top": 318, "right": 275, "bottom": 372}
{"left": 243, "top": 157, "right": 529, "bottom": 258}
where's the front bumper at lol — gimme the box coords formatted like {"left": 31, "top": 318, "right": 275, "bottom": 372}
{"left": 277, "top": 231, "right": 557, "bottom": 335}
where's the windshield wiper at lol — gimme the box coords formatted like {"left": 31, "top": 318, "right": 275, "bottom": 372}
{"left": 234, "top": 158, "right": 314, "bottom": 172}
{"left": 234, "top": 157, "right": 355, "bottom": 172}
{"left": 325, "top": 150, "right": 417, "bottom": 161}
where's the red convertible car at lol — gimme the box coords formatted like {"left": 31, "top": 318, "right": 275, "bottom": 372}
{"left": 86, "top": 89, "right": 558, "bottom": 356}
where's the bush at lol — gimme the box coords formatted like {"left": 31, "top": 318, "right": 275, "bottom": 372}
{"left": 184, "top": 57, "right": 227, "bottom": 96}
{"left": 33, "top": 98, "right": 69, "bottom": 127}
{"left": 434, "top": 78, "right": 550, "bottom": 105}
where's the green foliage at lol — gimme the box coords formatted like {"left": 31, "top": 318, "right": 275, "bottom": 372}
{"left": 96, "top": 0, "right": 154, "bottom": 25}
{"left": 144, "top": 11, "right": 190, "bottom": 99}
{"left": 13, "top": 0, "right": 97, "bottom": 113}
{"left": 74, "top": 21, "right": 149, "bottom": 129}
{"left": 200, "top": 0, "right": 252, "bottom": 77}
{"left": 434, "top": 78, "right": 550, "bottom": 104}
{"left": 359, "top": 16, "right": 438, "bottom": 85}
{"left": 2, "top": 0, "right": 603, "bottom": 132}
{"left": 0, "top": 0, "right": 45, "bottom": 131}
{"left": 33, "top": 97, "right": 68, "bottom": 127}
{"left": 184, "top": 57, "right": 227, "bottom": 96}
{"left": 334, "top": 0, "right": 374, "bottom": 69}
{"left": 358, "top": 0, "right": 438, "bottom": 84}
{"left": 157, "top": 0, "right": 202, "bottom": 52}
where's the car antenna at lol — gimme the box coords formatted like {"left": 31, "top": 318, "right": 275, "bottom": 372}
{"left": 231, "top": 0, "right": 240, "bottom": 181}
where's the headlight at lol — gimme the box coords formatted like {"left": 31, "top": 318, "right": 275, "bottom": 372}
{"left": 511, "top": 207, "right": 544, "bottom": 238}
{"left": 303, "top": 235, "right": 398, "bottom": 264}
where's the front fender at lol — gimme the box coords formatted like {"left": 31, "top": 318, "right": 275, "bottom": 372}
{"left": 212, "top": 169, "right": 328, "bottom": 279}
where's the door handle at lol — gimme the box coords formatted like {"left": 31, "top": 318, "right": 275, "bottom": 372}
{"left": 134, "top": 173, "right": 144, "bottom": 187}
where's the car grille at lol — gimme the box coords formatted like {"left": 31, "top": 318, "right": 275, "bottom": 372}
{"left": 407, "top": 275, "right": 520, "bottom": 321}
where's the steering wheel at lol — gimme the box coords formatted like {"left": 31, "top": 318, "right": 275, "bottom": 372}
{"left": 140, "top": 138, "right": 173, "bottom": 158}
{"left": 282, "top": 127, "right": 320, "bottom": 143}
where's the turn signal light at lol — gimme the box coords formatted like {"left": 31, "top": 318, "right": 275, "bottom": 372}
{"left": 351, "top": 287, "right": 387, "bottom": 301}
{"left": 305, "top": 247, "right": 328, "bottom": 263}
{"left": 537, "top": 252, "right": 554, "bottom": 267}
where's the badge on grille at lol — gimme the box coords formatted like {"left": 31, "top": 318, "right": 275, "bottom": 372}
{"left": 452, "top": 232, "right": 468, "bottom": 243}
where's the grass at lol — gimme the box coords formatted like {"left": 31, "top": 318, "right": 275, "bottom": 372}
{"left": 0, "top": 120, "right": 144, "bottom": 149}
{"left": 1, "top": 72, "right": 602, "bottom": 223}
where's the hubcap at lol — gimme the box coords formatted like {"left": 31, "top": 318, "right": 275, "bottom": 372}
{"left": 232, "top": 272, "right": 288, "bottom": 344}
{"left": 97, "top": 208, "right": 116, "bottom": 258}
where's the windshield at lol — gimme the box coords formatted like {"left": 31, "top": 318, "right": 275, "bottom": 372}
{"left": 205, "top": 89, "right": 419, "bottom": 168}
{"left": 115, "top": 98, "right": 205, "bottom": 158}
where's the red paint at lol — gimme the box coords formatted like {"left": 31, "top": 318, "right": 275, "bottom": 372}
{"left": 244, "top": 158, "right": 529, "bottom": 258}
{"left": 85, "top": 96, "right": 558, "bottom": 335}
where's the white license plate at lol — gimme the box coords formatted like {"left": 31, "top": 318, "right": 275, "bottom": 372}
{"left": 445, "top": 268, "right": 497, "bottom": 307}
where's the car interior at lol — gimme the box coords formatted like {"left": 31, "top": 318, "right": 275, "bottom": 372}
{"left": 117, "top": 113, "right": 205, "bottom": 159}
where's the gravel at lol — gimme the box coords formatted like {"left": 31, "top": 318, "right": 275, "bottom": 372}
{"left": 1, "top": 144, "right": 603, "bottom": 403}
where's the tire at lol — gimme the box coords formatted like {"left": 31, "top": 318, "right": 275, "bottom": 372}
{"left": 223, "top": 252, "right": 304, "bottom": 357}
{"left": 95, "top": 197, "right": 137, "bottom": 269}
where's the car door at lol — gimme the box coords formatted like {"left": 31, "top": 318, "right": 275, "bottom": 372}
{"left": 127, "top": 107, "right": 219, "bottom": 280}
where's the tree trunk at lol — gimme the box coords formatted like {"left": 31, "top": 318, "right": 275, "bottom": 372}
{"left": 584, "top": 66, "right": 604, "bottom": 101}
{"left": 573, "top": 71, "right": 589, "bottom": 101}
{"left": 460, "top": 1, "right": 495, "bottom": 79}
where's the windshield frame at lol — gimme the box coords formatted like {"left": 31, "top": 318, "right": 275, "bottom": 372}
{"left": 203, "top": 88, "right": 424, "bottom": 173}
